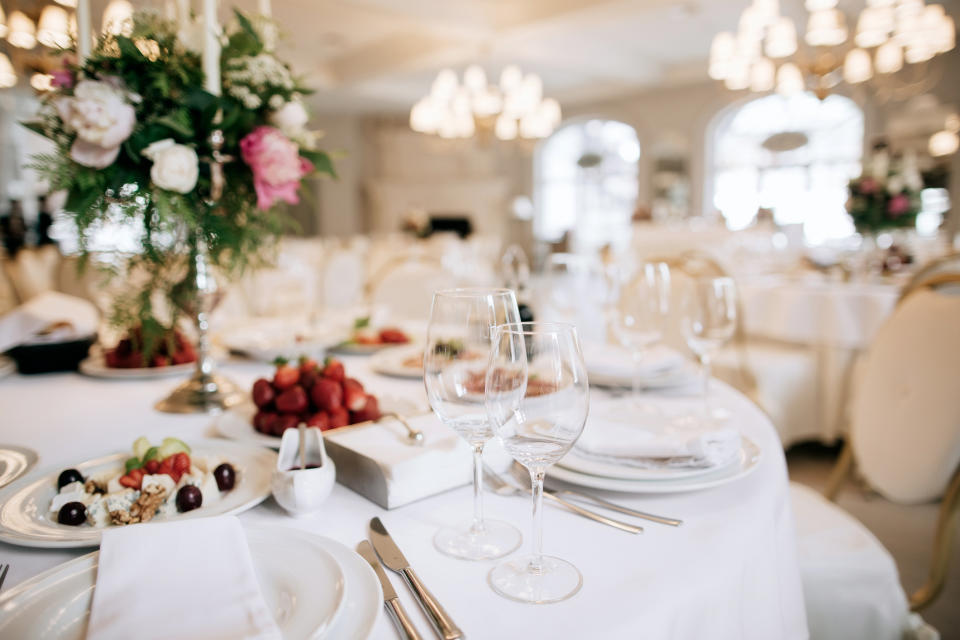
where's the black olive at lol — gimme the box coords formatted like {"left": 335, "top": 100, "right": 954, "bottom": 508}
{"left": 176, "top": 485, "right": 203, "bottom": 512}
{"left": 57, "top": 469, "right": 84, "bottom": 490}
{"left": 57, "top": 501, "right": 86, "bottom": 526}
{"left": 213, "top": 463, "right": 236, "bottom": 491}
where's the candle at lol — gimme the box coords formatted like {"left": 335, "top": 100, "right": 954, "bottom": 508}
{"left": 76, "top": 0, "right": 91, "bottom": 61}
{"left": 202, "top": 0, "right": 220, "bottom": 96}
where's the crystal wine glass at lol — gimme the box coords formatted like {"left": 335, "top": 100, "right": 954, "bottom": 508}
{"left": 485, "top": 322, "right": 590, "bottom": 603}
{"left": 679, "top": 277, "right": 737, "bottom": 425}
{"left": 424, "top": 288, "right": 523, "bottom": 560}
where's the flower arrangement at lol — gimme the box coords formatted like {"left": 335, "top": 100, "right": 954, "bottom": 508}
{"left": 846, "top": 145, "right": 922, "bottom": 234}
{"left": 26, "top": 10, "right": 334, "bottom": 361}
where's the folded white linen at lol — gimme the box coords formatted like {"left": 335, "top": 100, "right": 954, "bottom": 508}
{"left": 574, "top": 398, "right": 741, "bottom": 469}
{"left": 0, "top": 291, "right": 98, "bottom": 353}
{"left": 584, "top": 343, "right": 684, "bottom": 380}
{"left": 86, "top": 516, "right": 280, "bottom": 640}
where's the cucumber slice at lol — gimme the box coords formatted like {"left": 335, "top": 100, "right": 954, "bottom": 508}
{"left": 132, "top": 436, "right": 151, "bottom": 460}
{"left": 158, "top": 437, "right": 191, "bottom": 459}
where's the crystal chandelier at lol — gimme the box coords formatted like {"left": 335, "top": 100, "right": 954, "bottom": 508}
{"left": 410, "top": 64, "right": 562, "bottom": 141}
{"left": 709, "top": 0, "right": 956, "bottom": 99}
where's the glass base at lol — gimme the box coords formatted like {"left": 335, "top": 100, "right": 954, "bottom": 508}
{"left": 155, "top": 372, "right": 245, "bottom": 414}
{"left": 433, "top": 519, "right": 521, "bottom": 561}
{"left": 489, "top": 554, "right": 583, "bottom": 604}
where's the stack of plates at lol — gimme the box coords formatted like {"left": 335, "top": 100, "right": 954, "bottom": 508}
{"left": 0, "top": 526, "right": 382, "bottom": 639}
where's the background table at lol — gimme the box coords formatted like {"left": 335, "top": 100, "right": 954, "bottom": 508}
{"left": 0, "top": 355, "right": 808, "bottom": 639}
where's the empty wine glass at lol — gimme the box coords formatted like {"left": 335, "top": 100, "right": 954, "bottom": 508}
{"left": 485, "top": 322, "right": 590, "bottom": 604}
{"left": 679, "top": 277, "right": 737, "bottom": 425}
{"left": 610, "top": 262, "right": 671, "bottom": 408}
{"left": 424, "top": 288, "right": 523, "bottom": 560}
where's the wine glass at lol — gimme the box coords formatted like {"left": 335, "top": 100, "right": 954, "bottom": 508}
{"left": 485, "top": 322, "right": 590, "bottom": 604}
{"left": 610, "top": 262, "right": 671, "bottom": 408}
{"left": 544, "top": 253, "right": 618, "bottom": 342}
{"left": 679, "top": 277, "right": 737, "bottom": 424}
{"left": 424, "top": 288, "right": 523, "bottom": 560}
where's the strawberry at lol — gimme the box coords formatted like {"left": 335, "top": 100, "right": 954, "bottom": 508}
{"left": 305, "top": 411, "right": 329, "bottom": 429}
{"left": 144, "top": 459, "right": 160, "bottom": 474}
{"left": 343, "top": 378, "right": 366, "bottom": 411}
{"left": 253, "top": 410, "right": 276, "bottom": 433}
{"left": 310, "top": 378, "right": 342, "bottom": 412}
{"left": 272, "top": 414, "right": 299, "bottom": 436}
{"left": 378, "top": 328, "right": 409, "bottom": 344}
{"left": 298, "top": 356, "right": 318, "bottom": 373}
{"left": 300, "top": 368, "right": 320, "bottom": 391}
{"left": 328, "top": 406, "right": 350, "bottom": 428}
{"left": 322, "top": 359, "right": 345, "bottom": 382}
{"left": 171, "top": 346, "right": 196, "bottom": 365}
{"left": 119, "top": 468, "right": 145, "bottom": 490}
{"left": 172, "top": 453, "right": 191, "bottom": 476}
{"left": 276, "top": 386, "right": 308, "bottom": 414}
{"left": 273, "top": 363, "right": 300, "bottom": 390}
{"left": 251, "top": 379, "right": 275, "bottom": 408}
{"left": 151, "top": 354, "right": 170, "bottom": 368}
{"left": 351, "top": 394, "right": 381, "bottom": 423}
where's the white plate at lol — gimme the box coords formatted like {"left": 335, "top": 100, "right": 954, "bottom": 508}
{"left": 79, "top": 350, "right": 197, "bottom": 380}
{"left": 547, "top": 437, "right": 762, "bottom": 493}
{"left": 587, "top": 361, "right": 700, "bottom": 390}
{"left": 369, "top": 345, "right": 423, "bottom": 378}
{"left": 0, "top": 445, "right": 38, "bottom": 489}
{"left": 0, "top": 439, "right": 276, "bottom": 548}
{"left": 0, "top": 355, "right": 15, "bottom": 378}
{"left": 556, "top": 447, "right": 735, "bottom": 481}
{"left": 220, "top": 318, "right": 347, "bottom": 362}
{"left": 0, "top": 526, "right": 380, "bottom": 640}
{"left": 215, "top": 397, "right": 427, "bottom": 449}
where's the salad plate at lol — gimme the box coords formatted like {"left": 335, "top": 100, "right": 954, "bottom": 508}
{"left": 0, "top": 445, "right": 38, "bottom": 489}
{"left": 0, "top": 526, "right": 380, "bottom": 639}
{"left": 0, "top": 438, "right": 275, "bottom": 548}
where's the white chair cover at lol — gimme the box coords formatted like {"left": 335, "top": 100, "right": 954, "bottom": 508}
{"left": 850, "top": 287, "right": 960, "bottom": 504}
{"left": 368, "top": 260, "right": 456, "bottom": 321}
{"left": 319, "top": 248, "right": 366, "bottom": 309}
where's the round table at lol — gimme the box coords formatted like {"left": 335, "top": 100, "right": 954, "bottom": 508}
{"left": 0, "top": 356, "right": 808, "bottom": 639}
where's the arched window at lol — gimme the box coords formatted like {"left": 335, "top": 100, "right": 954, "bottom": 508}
{"left": 711, "top": 93, "right": 863, "bottom": 243}
{"left": 534, "top": 119, "right": 639, "bottom": 253}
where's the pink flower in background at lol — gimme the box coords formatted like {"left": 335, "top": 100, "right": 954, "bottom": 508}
{"left": 887, "top": 194, "right": 910, "bottom": 217}
{"left": 50, "top": 69, "right": 74, "bottom": 89}
{"left": 858, "top": 177, "right": 878, "bottom": 195}
{"left": 240, "top": 126, "right": 313, "bottom": 210}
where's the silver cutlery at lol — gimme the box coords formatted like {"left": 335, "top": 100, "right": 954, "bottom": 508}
{"left": 483, "top": 465, "right": 643, "bottom": 534}
{"left": 369, "top": 517, "right": 463, "bottom": 640}
{"left": 379, "top": 412, "right": 425, "bottom": 446}
{"left": 357, "top": 541, "right": 422, "bottom": 640}
{"left": 509, "top": 463, "right": 684, "bottom": 527}
{"left": 0, "top": 564, "right": 8, "bottom": 592}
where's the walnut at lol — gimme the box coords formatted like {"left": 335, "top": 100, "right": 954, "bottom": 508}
{"left": 109, "top": 509, "right": 133, "bottom": 525}
{"left": 85, "top": 479, "right": 106, "bottom": 495}
{"left": 108, "top": 486, "right": 168, "bottom": 526}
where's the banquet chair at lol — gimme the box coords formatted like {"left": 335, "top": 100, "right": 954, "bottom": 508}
{"left": 792, "top": 275, "right": 960, "bottom": 640}
{"left": 366, "top": 256, "right": 455, "bottom": 321}
{"left": 319, "top": 247, "right": 366, "bottom": 310}
{"left": 900, "top": 252, "right": 960, "bottom": 301}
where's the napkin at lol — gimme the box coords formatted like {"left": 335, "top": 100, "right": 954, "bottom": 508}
{"left": 584, "top": 343, "right": 684, "bottom": 380}
{"left": 87, "top": 516, "right": 281, "bottom": 640}
{"left": 0, "top": 291, "right": 98, "bottom": 353}
{"left": 323, "top": 412, "right": 472, "bottom": 508}
{"left": 574, "top": 399, "right": 741, "bottom": 469}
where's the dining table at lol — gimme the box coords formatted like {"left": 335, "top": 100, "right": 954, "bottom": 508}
{"left": 0, "top": 351, "right": 809, "bottom": 639}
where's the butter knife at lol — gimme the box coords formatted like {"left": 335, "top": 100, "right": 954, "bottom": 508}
{"left": 369, "top": 517, "right": 463, "bottom": 640}
{"left": 357, "top": 541, "right": 422, "bottom": 640}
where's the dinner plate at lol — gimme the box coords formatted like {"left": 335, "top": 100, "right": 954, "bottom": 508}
{"left": 215, "top": 396, "right": 427, "bottom": 449}
{"left": 547, "top": 437, "right": 761, "bottom": 493}
{"left": 369, "top": 345, "right": 423, "bottom": 378}
{"left": 0, "top": 355, "right": 16, "bottom": 378}
{"left": 587, "top": 361, "right": 700, "bottom": 390}
{"left": 0, "top": 439, "right": 276, "bottom": 548}
{"left": 0, "top": 445, "right": 38, "bottom": 489}
{"left": 0, "top": 526, "right": 380, "bottom": 639}
{"left": 219, "top": 318, "right": 347, "bottom": 362}
{"left": 78, "top": 349, "right": 198, "bottom": 379}
{"left": 556, "top": 447, "right": 735, "bottom": 481}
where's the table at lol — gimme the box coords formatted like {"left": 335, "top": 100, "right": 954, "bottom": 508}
{"left": 0, "top": 356, "right": 808, "bottom": 639}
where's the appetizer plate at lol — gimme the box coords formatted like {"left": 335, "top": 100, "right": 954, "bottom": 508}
{"left": 547, "top": 437, "right": 761, "bottom": 494}
{"left": 369, "top": 345, "right": 424, "bottom": 379}
{"left": 0, "top": 445, "right": 38, "bottom": 489}
{"left": 215, "top": 397, "right": 427, "bottom": 449}
{"left": 78, "top": 349, "right": 197, "bottom": 380}
{"left": 0, "top": 526, "right": 381, "bottom": 640}
{"left": 0, "top": 439, "right": 276, "bottom": 548}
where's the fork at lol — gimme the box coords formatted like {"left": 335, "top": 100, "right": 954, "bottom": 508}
{"left": 483, "top": 465, "right": 643, "bottom": 534}
{"left": 0, "top": 564, "right": 8, "bottom": 592}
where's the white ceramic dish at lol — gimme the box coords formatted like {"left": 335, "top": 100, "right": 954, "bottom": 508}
{"left": 556, "top": 447, "right": 736, "bottom": 481}
{"left": 0, "top": 526, "right": 380, "bottom": 639}
{"left": 219, "top": 318, "right": 347, "bottom": 362}
{"left": 368, "top": 345, "right": 423, "bottom": 378}
{"left": 587, "top": 361, "right": 700, "bottom": 390}
{"left": 78, "top": 349, "right": 197, "bottom": 379}
{"left": 0, "top": 445, "right": 38, "bottom": 489}
{"left": 547, "top": 437, "right": 762, "bottom": 493}
{"left": 0, "top": 439, "right": 276, "bottom": 548}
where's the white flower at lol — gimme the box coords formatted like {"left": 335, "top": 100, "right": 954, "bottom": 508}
{"left": 142, "top": 139, "right": 199, "bottom": 194}
{"left": 886, "top": 175, "right": 905, "bottom": 194}
{"left": 269, "top": 100, "right": 309, "bottom": 138}
{"left": 56, "top": 78, "right": 135, "bottom": 169}
{"left": 268, "top": 94, "right": 285, "bottom": 110}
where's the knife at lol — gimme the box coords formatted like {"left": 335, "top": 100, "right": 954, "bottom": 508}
{"left": 357, "top": 541, "right": 423, "bottom": 640}
{"left": 369, "top": 517, "right": 464, "bottom": 640}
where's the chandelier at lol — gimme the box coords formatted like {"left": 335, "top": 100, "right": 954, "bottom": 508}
{"left": 709, "top": 0, "right": 956, "bottom": 100}
{"left": 410, "top": 64, "right": 562, "bottom": 141}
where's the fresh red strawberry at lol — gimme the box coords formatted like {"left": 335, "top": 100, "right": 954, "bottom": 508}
{"left": 252, "top": 379, "right": 275, "bottom": 408}
{"left": 272, "top": 414, "right": 299, "bottom": 436}
{"left": 158, "top": 457, "right": 173, "bottom": 476}
{"left": 151, "top": 354, "right": 170, "bottom": 368}
{"left": 305, "top": 411, "right": 329, "bottom": 429}
{"left": 104, "top": 349, "right": 121, "bottom": 368}
{"left": 310, "top": 378, "right": 342, "bottom": 411}
{"left": 343, "top": 378, "right": 366, "bottom": 411}
{"left": 351, "top": 394, "right": 381, "bottom": 423}
{"left": 300, "top": 368, "right": 320, "bottom": 391}
{"left": 172, "top": 453, "right": 191, "bottom": 476}
{"left": 354, "top": 332, "right": 378, "bottom": 345}
{"left": 298, "top": 356, "right": 318, "bottom": 373}
{"left": 144, "top": 459, "right": 160, "bottom": 474}
{"left": 273, "top": 364, "right": 300, "bottom": 390}
{"left": 328, "top": 406, "right": 350, "bottom": 428}
{"left": 322, "top": 359, "right": 345, "bottom": 382}
{"left": 119, "top": 468, "right": 145, "bottom": 490}
{"left": 378, "top": 328, "right": 409, "bottom": 344}
{"left": 275, "top": 386, "right": 308, "bottom": 414}
{"left": 253, "top": 410, "right": 276, "bottom": 433}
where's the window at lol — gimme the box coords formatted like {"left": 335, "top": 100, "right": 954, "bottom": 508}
{"left": 711, "top": 93, "right": 863, "bottom": 243}
{"left": 534, "top": 119, "right": 639, "bottom": 253}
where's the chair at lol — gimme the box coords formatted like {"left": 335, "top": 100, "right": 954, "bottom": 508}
{"left": 795, "top": 275, "right": 960, "bottom": 639}
{"left": 366, "top": 256, "right": 455, "bottom": 321}
{"left": 319, "top": 247, "right": 366, "bottom": 310}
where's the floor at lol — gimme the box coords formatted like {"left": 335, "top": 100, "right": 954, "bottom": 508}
{"left": 787, "top": 443, "right": 960, "bottom": 639}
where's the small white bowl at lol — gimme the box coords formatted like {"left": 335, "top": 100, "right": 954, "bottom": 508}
{"left": 271, "top": 427, "right": 336, "bottom": 516}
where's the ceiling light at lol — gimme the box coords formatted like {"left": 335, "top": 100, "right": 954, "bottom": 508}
{"left": 776, "top": 63, "right": 805, "bottom": 95}
{"left": 806, "top": 9, "right": 848, "bottom": 47}
{"left": 0, "top": 3, "right": 7, "bottom": 39}
{"left": 495, "top": 114, "right": 517, "bottom": 141}
{"left": 750, "top": 57, "right": 776, "bottom": 91}
{"left": 766, "top": 18, "right": 797, "bottom": 57}
{"left": 102, "top": 0, "right": 134, "bottom": 36}
{"left": 843, "top": 48, "right": 873, "bottom": 83}
{"left": 855, "top": 7, "right": 894, "bottom": 47}
{"left": 7, "top": 11, "right": 36, "bottom": 49}
{"left": 463, "top": 65, "right": 487, "bottom": 94}
{"left": 928, "top": 129, "right": 959, "bottom": 156}
{"left": 37, "top": 5, "right": 70, "bottom": 49}
{"left": 30, "top": 72, "right": 53, "bottom": 91}
{"left": 805, "top": 0, "right": 838, "bottom": 10}
{"left": 874, "top": 40, "right": 904, "bottom": 73}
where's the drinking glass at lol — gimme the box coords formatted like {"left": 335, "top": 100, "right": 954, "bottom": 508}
{"left": 424, "top": 288, "right": 523, "bottom": 560}
{"left": 679, "top": 277, "right": 737, "bottom": 424}
{"left": 485, "top": 322, "right": 590, "bottom": 603}
{"left": 610, "top": 262, "right": 671, "bottom": 407}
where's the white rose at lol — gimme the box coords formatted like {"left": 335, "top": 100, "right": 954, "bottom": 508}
{"left": 142, "top": 139, "right": 199, "bottom": 194}
{"left": 886, "top": 175, "right": 905, "bottom": 194}
{"left": 56, "top": 78, "right": 136, "bottom": 169}
{"left": 269, "top": 100, "right": 309, "bottom": 138}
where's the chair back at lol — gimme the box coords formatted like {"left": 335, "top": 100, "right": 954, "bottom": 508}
{"left": 319, "top": 248, "right": 366, "bottom": 309}
{"left": 901, "top": 252, "right": 960, "bottom": 301}
{"left": 851, "top": 276, "right": 960, "bottom": 504}
{"left": 367, "top": 257, "right": 455, "bottom": 321}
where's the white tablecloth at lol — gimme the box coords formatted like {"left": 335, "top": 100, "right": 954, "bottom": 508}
{"left": 0, "top": 356, "right": 808, "bottom": 639}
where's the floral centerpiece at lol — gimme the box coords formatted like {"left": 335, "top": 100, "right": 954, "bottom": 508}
{"left": 25, "top": 10, "right": 334, "bottom": 362}
{"left": 846, "top": 145, "right": 922, "bottom": 234}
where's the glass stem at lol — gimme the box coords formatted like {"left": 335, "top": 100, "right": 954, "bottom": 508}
{"left": 470, "top": 443, "right": 485, "bottom": 534}
{"left": 701, "top": 353, "right": 712, "bottom": 419}
{"left": 529, "top": 468, "right": 546, "bottom": 573}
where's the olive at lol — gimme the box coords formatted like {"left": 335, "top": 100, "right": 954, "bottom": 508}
{"left": 176, "top": 485, "right": 203, "bottom": 512}
{"left": 57, "top": 501, "right": 87, "bottom": 526}
{"left": 213, "top": 463, "right": 236, "bottom": 491}
{"left": 57, "top": 469, "right": 84, "bottom": 490}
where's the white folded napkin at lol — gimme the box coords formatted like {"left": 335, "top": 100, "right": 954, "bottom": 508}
{"left": 324, "top": 413, "right": 472, "bottom": 508}
{"left": 0, "top": 291, "right": 98, "bottom": 353}
{"left": 574, "top": 399, "right": 741, "bottom": 469}
{"left": 87, "top": 516, "right": 281, "bottom": 640}
{"left": 584, "top": 343, "right": 684, "bottom": 380}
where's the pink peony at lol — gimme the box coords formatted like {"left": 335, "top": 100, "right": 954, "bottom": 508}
{"left": 858, "top": 177, "right": 878, "bottom": 195}
{"left": 887, "top": 194, "right": 910, "bottom": 217}
{"left": 240, "top": 126, "right": 313, "bottom": 210}
{"left": 56, "top": 78, "right": 135, "bottom": 169}
{"left": 50, "top": 69, "right": 74, "bottom": 89}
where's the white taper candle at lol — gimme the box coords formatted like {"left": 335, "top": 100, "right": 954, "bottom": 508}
{"left": 202, "top": 0, "right": 220, "bottom": 96}
{"left": 76, "top": 0, "right": 91, "bottom": 61}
